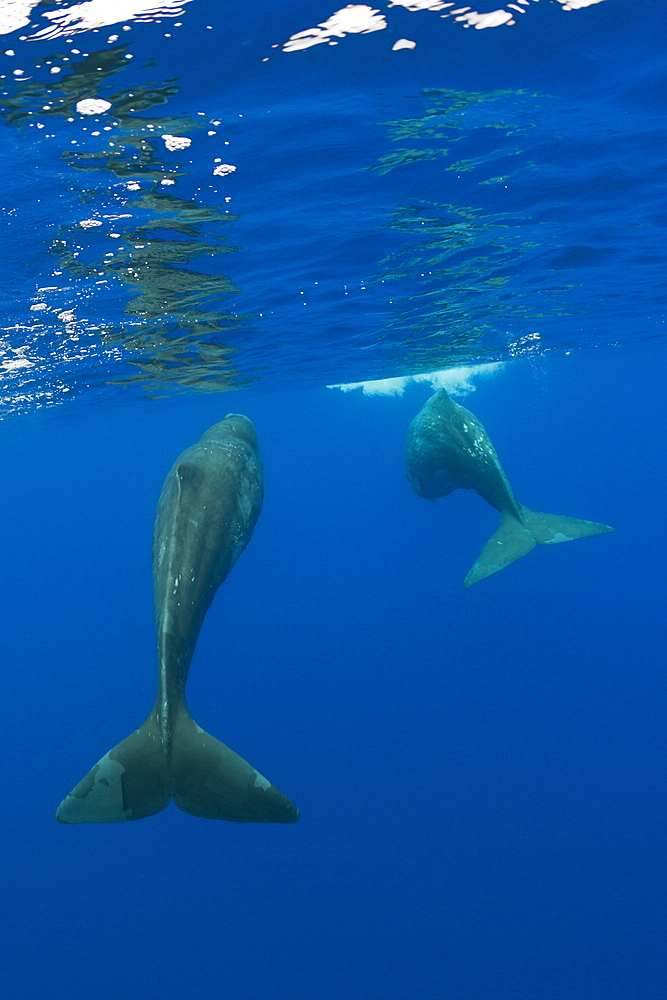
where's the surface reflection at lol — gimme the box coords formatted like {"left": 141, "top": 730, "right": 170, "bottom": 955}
{"left": 369, "top": 87, "right": 580, "bottom": 368}
{"left": 1, "top": 41, "right": 246, "bottom": 406}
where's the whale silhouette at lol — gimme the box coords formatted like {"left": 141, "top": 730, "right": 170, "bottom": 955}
{"left": 405, "top": 389, "right": 614, "bottom": 588}
{"left": 57, "top": 415, "right": 299, "bottom": 824}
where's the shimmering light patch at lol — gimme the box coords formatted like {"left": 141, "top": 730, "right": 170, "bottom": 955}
{"left": 28, "top": 0, "right": 195, "bottom": 40}
{"left": 283, "top": 4, "right": 387, "bottom": 53}
{"left": 213, "top": 163, "right": 236, "bottom": 177}
{"left": 0, "top": 0, "right": 41, "bottom": 34}
{"left": 0, "top": 311, "right": 109, "bottom": 417}
{"left": 0, "top": 340, "right": 34, "bottom": 372}
{"left": 329, "top": 362, "right": 502, "bottom": 397}
{"left": 76, "top": 98, "right": 112, "bottom": 115}
{"left": 162, "top": 133, "right": 191, "bottom": 151}
{"left": 79, "top": 218, "right": 103, "bottom": 228}
{"left": 392, "top": 38, "right": 417, "bottom": 50}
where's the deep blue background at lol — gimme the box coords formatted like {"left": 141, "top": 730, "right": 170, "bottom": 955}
{"left": 1, "top": 0, "right": 666, "bottom": 997}
{"left": 1, "top": 343, "right": 665, "bottom": 999}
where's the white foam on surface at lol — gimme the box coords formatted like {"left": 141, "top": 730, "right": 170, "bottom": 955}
{"left": 555, "top": 0, "right": 607, "bottom": 8}
{"left": 162, "top": 133, "right": 191, "bottom": 151}
{"left": 284, "top": 0, "right": 609, "bottom": 51}
{"left": 329, "top": 362, "right": 503, "bottom": 397}
{"left": 283, "top": 4, "right": 387, "bottom": 52}
{"left": 76, "top": 98, "right": 112, "bottom": 115}
{"left": 28, "top": 0, "right": 194, "bottom": 40}
{"left": 0, "top": 0, "right": 41, "bottom": 35}
{"left": 455, "top": 8, "right": 513, "bottom": 28}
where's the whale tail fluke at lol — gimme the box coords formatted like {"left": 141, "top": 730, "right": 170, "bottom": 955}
{"left": 55, "top": 718, "right": 171, "bottom": 823}
{"left": 463, "top": 506, "right": 614, "bottom": 588}
{"left": 168, "top": 712, "right": 299, "bottom": 823}
{"left": 56, "top": 710, "right": 299, "bottom": 825}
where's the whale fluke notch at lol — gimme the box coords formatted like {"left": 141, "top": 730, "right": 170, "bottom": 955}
{"left": 463, "top": 505, "right": 615, "bottom": 588}
{"left": 56, "top": 709, "right": 299, "bottom": 824}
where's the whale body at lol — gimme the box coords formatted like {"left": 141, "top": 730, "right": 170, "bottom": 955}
{"left": 57, "top": 414, "right": 299, "bottom": 824}
{"left": 405, "top": 389, "right": 614, "bottom": 588}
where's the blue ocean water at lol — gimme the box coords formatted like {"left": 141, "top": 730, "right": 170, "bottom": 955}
{"left": 1, "top": 2, "right": 666, "bottom": 998}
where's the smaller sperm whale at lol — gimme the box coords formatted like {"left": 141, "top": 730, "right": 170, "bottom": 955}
{"left": 57, "top": 414, "right": 299, "bottom": 824}
{"left": 405, "top": 389, "right": 614, "bottom": 588}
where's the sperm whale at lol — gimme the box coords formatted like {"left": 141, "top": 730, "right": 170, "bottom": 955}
{"left": 57, "top": 414, "right": 299, "bottom": 824}
{"left": 405, "top": 389, "right": 614, "bottom": 588}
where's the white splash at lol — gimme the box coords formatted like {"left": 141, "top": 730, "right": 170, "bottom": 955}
{"left": 76, "top": 98, "right": 112, "bottom": 115}
{"left": 213, "top": 163, "right": 236, "bottom": 177}
{"left": 283, "top": 4, "right": 387, "bottom": 52}
{"left": 28, "top": 0, "right": 194, "bottom": 40}
{"left": 392, "top": 38, "right": 417, "bottom": 50}
{"left": 329, "top": 362, "right": 502, "bottom": 397}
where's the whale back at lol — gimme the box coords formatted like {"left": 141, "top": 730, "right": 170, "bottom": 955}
{"left": 152, "top": 415, "right": 264, "bottom": 690}
{"left": 406, "top": 389, "right": 518, "bottom": 514}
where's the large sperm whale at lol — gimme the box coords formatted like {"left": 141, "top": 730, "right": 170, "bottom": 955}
{"left": 405, "top": 389, "right": 614, "bottom": 588}
{"left": 57, "top": 415, "right": 299, "bottom": 824}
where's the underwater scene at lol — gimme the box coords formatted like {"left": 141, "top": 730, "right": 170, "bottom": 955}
{"left": 1, "top": 1, "right": 666, "bottom": 997}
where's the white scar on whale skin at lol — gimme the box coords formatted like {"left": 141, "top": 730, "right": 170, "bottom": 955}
{"left": 57, "top": 754, "right": 131, "bottom": 823}
{"left": 252, "top": 771, "right": 272, "bottom": 792}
